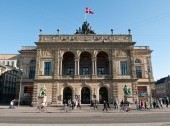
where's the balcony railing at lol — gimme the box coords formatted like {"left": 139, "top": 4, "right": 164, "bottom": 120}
{"left": 21, "top": 46, "right": 37, "bottom": 50}
{"left": 61, "top": 75, "right": 112, "bottom": 79}
{"left": 134, "top": 46, "right": 150, "bottom": 50}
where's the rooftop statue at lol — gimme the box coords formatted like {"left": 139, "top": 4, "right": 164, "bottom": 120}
{"left": 75, "top": 21, "right": 95, "bottom": 34}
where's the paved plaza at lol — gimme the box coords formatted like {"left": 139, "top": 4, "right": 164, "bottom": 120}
{"left": 0, "top": 105, "right": 170, "bottom": 126}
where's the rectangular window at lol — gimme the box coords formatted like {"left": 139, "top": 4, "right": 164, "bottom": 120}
{"left": 97, "top": 67, "right": 105, "bottom": 75}
{"left": 44, "top": 62, "right": 51, "bottom": 75}
{"left": 66, "top": 67, "right": 74, "bottom": 75}
{"left": 11, "top": 61, "right": 14, "bottom": 67}
{"left": 120, "top": 61, "right": 128, "bottom": 75}
{"left": 82, "top": 67, "right": 89, "bottom": 75}
{"left": 7, "top": 61, "right": 10, "bottom": 65}
{"left": 136, "top": 66, "right": 142, "bottom": 78}
{"left": 29, "top": 66, "right": 36, "bottom": 79}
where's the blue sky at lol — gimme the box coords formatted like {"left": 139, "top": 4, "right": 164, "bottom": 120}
{"left": 0, "top": 0, "right": 170, "bottom": 80}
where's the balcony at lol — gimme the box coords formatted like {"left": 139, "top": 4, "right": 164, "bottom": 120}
{"left": 61, "top": 75, "right": 112, "bottom": 80}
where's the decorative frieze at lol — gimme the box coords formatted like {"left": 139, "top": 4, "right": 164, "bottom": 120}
{"left": 39, "top": 35, "right": 132, "bottom": 43}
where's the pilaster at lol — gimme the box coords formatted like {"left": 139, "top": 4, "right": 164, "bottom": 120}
{"left": 51, "top": 82, "right": 58, "bottom": 105}
{"left": 54, "top": 50, "right": 59, "bottom": 79}
{"left": 31, "top": 83, "right": 38, "bottom": 106}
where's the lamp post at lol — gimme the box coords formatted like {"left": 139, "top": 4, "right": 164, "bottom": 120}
{"left": 18, "top": 69, "right": 22, "bottom": 107}
{"left": 148, "top": 67, "right": 152, "bottom": 108}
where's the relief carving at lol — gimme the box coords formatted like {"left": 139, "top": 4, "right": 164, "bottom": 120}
{"left": 116, "top": 50, "right": 128, "bottom": 57}
{"left": 42, "top": 50, "right": 52, "bottom": 57}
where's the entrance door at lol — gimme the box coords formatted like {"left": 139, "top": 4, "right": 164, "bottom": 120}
{"left": 81, "top": 87, "right": 90, "bottom": 104}
{"left": 99, "top": 87, "right": 108, "bottom": 103}
{"left": 63, "top": 87, "right": 72, "bottom": 104}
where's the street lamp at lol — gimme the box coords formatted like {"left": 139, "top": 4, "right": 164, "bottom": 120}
{"left": 18, "top": 69, "right": 22, "bottom": 107}
{"left": 148, "top": 67, "right": 152, "bottom": 108}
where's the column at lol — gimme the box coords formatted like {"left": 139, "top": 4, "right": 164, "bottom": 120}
{"left": 74, "top": 57, "right": 80, "bottom": 75}
{"left": 94, "top": 59, "right": 97, "bottom": 75}
{"left": 92, "top": 57, "right": 97, "bottom": 75}
{"left": 111, "top": 50, "right": 116, "bottom": 78}
{"left": 54, "top": 50, "right": 59, "bottom": 79}
{"left": 35, "top": 49, "right": 41, "bottom": 78}
{"left": 77, "top": 60, "right": 80, "bottom": 75}
{"left": 59, "top": 57, "right": 63, "bottom": 75}
{"left": 109, "top": 57, "right": 112, "bottom": 76}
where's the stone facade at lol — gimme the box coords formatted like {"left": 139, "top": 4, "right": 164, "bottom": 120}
{"left": 18, "top": 22, "right": 154, "bottom": 106}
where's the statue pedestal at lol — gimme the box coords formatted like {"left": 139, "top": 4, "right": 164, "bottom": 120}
{"left": 124, "top": 95, "right": 133, "bottom": 103}
{"left": 37, "top": 96, "right": 47, "bottom": 106}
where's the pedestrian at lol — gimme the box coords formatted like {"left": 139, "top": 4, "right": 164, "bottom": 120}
{"left": 107, "top": 101, "right": 111, "bottom": 110}
{"left": 77, "top": 100, "right": 81, "bottom": 109}
{"left": 114, "top": 100, "right": 118, "bottom": 110}
{"left": 165, "top": 98, "right": 169, "bottom": 108}
{"left": 159, "top": 99, "right": 163, "bottom": 108}
{"left": 63, "top": 100, "right": 67, "bottom": 112}
{"left": 144, "top": 101, "right": 148, "bottom": 109}
{"left": 93, "top": 100, "right": 97, "bottom": 109}
{"left": 9, "top": 99, "right": 15, "bottom": 109}
{"left": 71, "top": 100, "right": 75, "bottom": 110}
{"left": 153, "top": 100, "right": 156, "bottom": 109}
{"left": 103, "top": 100, "right": 108, "bottom": 111}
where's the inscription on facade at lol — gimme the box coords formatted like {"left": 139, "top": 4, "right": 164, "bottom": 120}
{"left": 41, "top": 50, "right": 52, "bottom": 57}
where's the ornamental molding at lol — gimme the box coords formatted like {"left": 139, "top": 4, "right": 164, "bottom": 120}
{"left": 39, "top": 35, "right": 132, "bottom": 43}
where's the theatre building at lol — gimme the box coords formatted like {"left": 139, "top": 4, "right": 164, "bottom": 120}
{"left": 18, "top": 22, "right": 154, "bottom": 106}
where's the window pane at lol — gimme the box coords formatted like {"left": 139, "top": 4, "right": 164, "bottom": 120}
{"left": 82, "top": 67, "right": 89, "bottom": 75}
{"left": 97, "top": 67, "right": 105, "bottom": 75}
{"left": 136, "top": 66, "right": 142, "bottom": 78}
{"left": 120, "top": 61, "right": 128, "bottom": 75}
{"left": 44, "top": 62, "right": 51, "bottom": 75}
{"left": 29, "top": 66, "right": 35, "bottom": 79}
{"left": 67, "top": 67, "right": 74, "bottom": 75}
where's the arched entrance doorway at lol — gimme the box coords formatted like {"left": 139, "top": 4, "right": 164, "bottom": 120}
{"left": 99, "top": 87, "right": 108, "bottom": 103}
{"left": 81, "top": 87, "right": 90, "bottom": 104}
{"left": 63, "top": 87, "right": 72, "bottom": 103}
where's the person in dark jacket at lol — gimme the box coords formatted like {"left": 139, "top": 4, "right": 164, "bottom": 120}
{"left": 103, "top": 100, "right": 108, "bottom": 111}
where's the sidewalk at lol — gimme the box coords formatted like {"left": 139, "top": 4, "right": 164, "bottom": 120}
{"left": 1, "top": 105, "right": 170, "bottom": 115}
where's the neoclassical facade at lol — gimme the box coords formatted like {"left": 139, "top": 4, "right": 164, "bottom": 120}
{"left": 18, "top": 22, "right": 154, "bottom": 106}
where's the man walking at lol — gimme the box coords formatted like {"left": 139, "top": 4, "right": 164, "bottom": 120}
{"left": 103, "top": 100, "right": 108, "bottom": 111}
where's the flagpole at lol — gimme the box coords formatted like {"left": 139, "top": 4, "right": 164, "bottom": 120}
{"left": 85, "top": 12, "right": 87, "bottom": 21}
{"left": 85, "top": 7, "right": 87, "bottom": 22}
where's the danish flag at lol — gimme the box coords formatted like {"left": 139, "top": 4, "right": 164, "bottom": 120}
{"left": 85, "top": 7, "right": 94, "bottom": 14}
